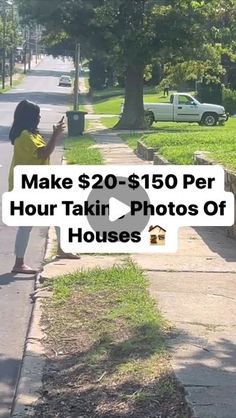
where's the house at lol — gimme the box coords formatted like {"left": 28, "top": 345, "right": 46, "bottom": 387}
{"left": 148, "top": 225, "right": 166, "bottom": 246}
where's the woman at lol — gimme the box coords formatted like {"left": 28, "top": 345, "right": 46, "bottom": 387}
{"left": 9, "top": 100, "right": 78, "bottom": 274}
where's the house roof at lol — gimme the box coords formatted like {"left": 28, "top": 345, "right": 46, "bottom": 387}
{"left": 149, "top": 225, "right": 166, "bottom": 233}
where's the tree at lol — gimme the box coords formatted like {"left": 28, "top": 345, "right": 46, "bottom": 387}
{"left": 41, "top": 32, "right": 75, "bottom": 59}
{"left": 17, "top": 0, "right": 236, "bottom": 128}
{"left": 0, "top": 0, "right": 21, "bottom": 87}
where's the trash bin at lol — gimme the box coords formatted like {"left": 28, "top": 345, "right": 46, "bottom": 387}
{"left": 66, "top": 111, "right": 87, "bottom": 136}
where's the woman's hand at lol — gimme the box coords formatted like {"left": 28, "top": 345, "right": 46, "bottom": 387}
{"left": 38, "top": 116, "right": 66, "bottom": 160}
{"left": 53, "top": 116, "right": 65, "bottom": 138}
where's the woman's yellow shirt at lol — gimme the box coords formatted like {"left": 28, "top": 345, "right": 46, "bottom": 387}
{"left": 8, "top": 130, "right": 49, "bottom": 191}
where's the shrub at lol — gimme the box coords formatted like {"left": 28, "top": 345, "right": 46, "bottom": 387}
{"left": 223, "top": 88, "right": 236, "bottom": 115}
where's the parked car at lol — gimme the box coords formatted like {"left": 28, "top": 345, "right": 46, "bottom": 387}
{"left": 59, "top": 75, "right": 72, "bottom": 87}
{"left": 143, "top": 93, "right": 228, "bottom": 127}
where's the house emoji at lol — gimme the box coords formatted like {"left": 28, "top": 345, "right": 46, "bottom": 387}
{"left": 148, "top": 225, "right": 166, "bottom": 246}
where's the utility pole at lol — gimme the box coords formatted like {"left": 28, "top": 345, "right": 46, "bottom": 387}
{"left": 2, "top": 8, "right": 6, "bottom": 90}
{"left": 23, "top": 26, "right": 27, "bottom": 74}
{"left": 9, "top": 0, "right": 14, "bottom": 87}
{"left": 23, "top": 46, "right": 27, "bottom": 74}
{"left": 35, "top": 35, "right": 38, "bottom": 64}
{"left": 28, "top": 28, "right": 31, "bottom": 71}
{"left": 28, "top": 47, "right": 31, "bottom": 70}
{"left": 73, "top": 42, "right": 80, "bottom": 111}
{"left": 35, "top": 24, "right": 39, "bottom": 64}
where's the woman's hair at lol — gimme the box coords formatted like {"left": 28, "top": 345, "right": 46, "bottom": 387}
{"left": 9, "top": 100, "right": 40, "bottom": 144}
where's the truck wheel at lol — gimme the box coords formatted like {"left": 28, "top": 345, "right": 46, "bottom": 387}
{"left": 201, "top": 113, "right": 218, "bottom": 126}
{"left": 145, "top": 111, "right": 154, "bottom": 127}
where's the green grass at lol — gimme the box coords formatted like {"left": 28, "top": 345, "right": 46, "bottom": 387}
{"left": 122, "top": 118, "right": 236, "bottom": 170}
{"left": 64, "top": 134, "right": 103, "bottom": 165}
{"left": 88, "top": 84, "right": 194, "bottom": 115}
{"left": 49, "top": 261, "right": 167, "bottom": 364}
{"left": 89, "top": 87, "right": 123, "bottom": 115}
{"left": 100, "top": 116, "right": 119, "bottom": 128}
{"left": 52, "top": 261, "right": 159, "bottom": 311}
{"left": 121, "top": 133, "right": 144, "bottom": 149}
{"left": 93, "top": 86, "right": 125, "bottom": 99}
{"left": 40, "top": 261, "right": 189, "bottom": 416}
{"left": 93, "top": 94, "right": 123, "bottom": 114}
{"left": 0, "top": 73, "right": 25, "bottom": 94}
{"left": 92, "top": 86, "right": 170, "bottom": 115}
{"left": 142, "top": 91, "right": 176, "bottom": 103}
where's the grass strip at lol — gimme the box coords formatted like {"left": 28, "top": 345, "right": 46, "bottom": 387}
{"left": 100, "top": 116, "right": 119, "bottom": 128}
{"left": 35, "top": 262, "right": 189, "bottom": 418}
{"left": 64, "top": 134, "right": 103, "bottom": 165}
{"left": 0, "top": 73, "right": 25, "bottom": 94}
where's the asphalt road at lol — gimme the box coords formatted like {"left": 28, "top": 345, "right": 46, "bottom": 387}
{"left": 0, "top": 56, "right": 73, "bottom": 417}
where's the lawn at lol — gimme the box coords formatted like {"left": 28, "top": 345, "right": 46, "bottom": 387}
{"left": 64, "top": 134, "right": 103, "bottom": 165}
{"left": 121, "top": 132, "right": 144, "bottom": 149}
{"left": 92, "top": 86, "right": 172, "bottom": 115}
{"left": 91, "top": 86, "right": 124, "bottom": 115}
{"left": 122, "top": 118, "right": 236, "bottom": 170}
{"left": 93, "top": 95, "right": 123, "bottom": 114}
{"left": 100, "top": 116, "right": 119, "bottom": 128}
{"left": 34, "top": 262, "right": 189, "bottom": 418}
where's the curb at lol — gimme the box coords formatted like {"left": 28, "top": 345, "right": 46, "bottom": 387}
{"left": 11, "top": 273, "right": 46, "bottom": 417}
{"left": 11, "top": 224, "right": 56, "bottom": 417}
{"left": 153, "top": 152, "right": 171, "bottom": 165}
{"left": 137, "top": 140, "right": 157, "bottom": 161}
{"left": 194, "top": 151, "right": 236, "bottom": 240}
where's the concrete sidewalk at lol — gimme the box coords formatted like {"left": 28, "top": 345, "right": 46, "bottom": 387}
{"left": 133, "top": 226, "right": 236, "bottom": 418}
{"left": 85, "top": 111, "right": 236, "bottom": 417}
{"left": 35, "top": 78, "right": 236, "bottom": 418}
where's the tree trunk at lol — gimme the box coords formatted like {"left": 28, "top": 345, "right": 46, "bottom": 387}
{"left": 115, "top": 63, "right": 148, "bottom": 130}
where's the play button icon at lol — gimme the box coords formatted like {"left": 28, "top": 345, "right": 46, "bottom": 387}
{"left": 109, "top": 197, "right": 130, "bottom": 222}
{"left": 86, "top": 175, "right": 151, "bottom": 237}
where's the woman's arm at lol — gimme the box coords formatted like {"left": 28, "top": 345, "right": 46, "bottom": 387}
{"left": 38, "top": 117, "right": 65, "bottom": 160}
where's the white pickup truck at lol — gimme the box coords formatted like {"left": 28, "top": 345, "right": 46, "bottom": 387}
{"left": 144, "top": 93, "right": 228, "bottom": 127}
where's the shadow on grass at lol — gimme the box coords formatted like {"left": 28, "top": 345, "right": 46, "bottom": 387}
{"left": 33, "top": 322, "right": 191, "bottom": 418}
{"left": 93, "top": 94, "right": 123, "bottom": 105}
